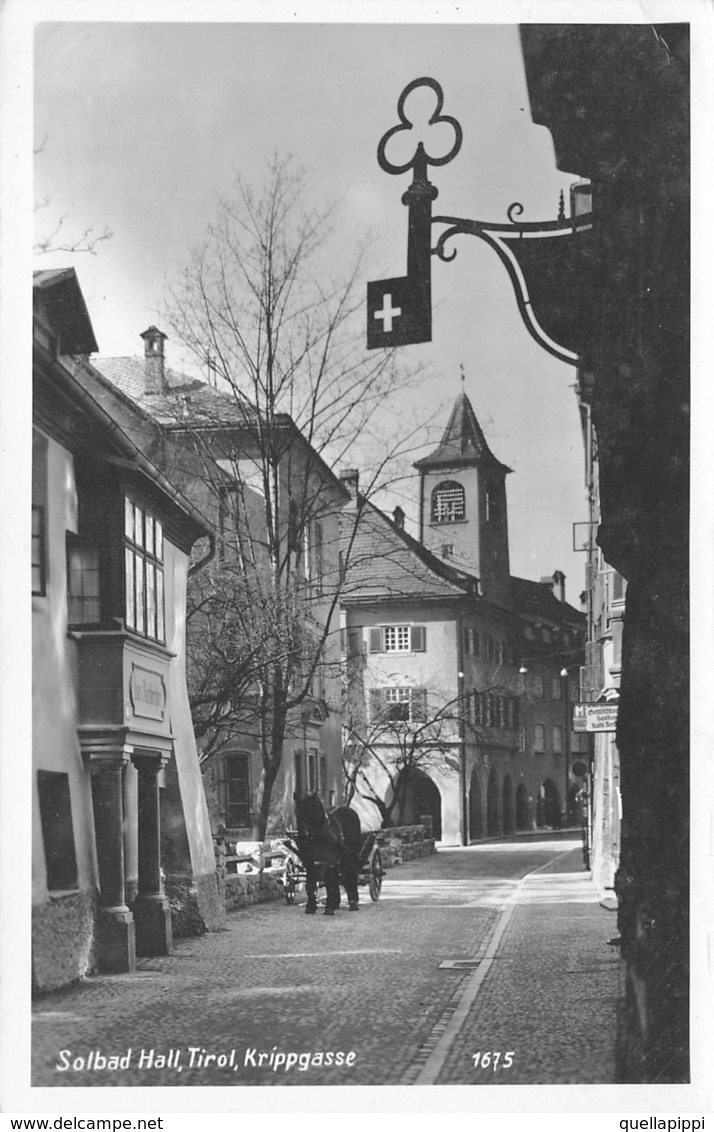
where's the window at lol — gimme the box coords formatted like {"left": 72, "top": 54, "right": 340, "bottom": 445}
{"left": 370, "top": 686, "right": 427, "bottom": 725}
{"left": 125, "top": 497, "right": 164, "bottom": 642}
{"left": 532, "top": 675, "right": 545, "bottom": 698}
{"left": 534, "top": 724, "right": 545, "bottom": 752}
{"left": 441, "top": 543, "right": 454, "bottom": 558}
{"left": 496, "top": 696, "right": 506, "bottom": 729}
{"left": 217, "top": 486, "right": 237, "bottom": 564}
{"left": 552, "top": 725, "right": 563, "bottom": 753}
{"left": 431, "top": 481, "right": 465, "bottom": 523}
{"left": 294, "top": 751, "right": 304, "bottom": 798}
{"left": 37, "top": 771, "right": 78, "bottom": 891}
{"left": 370, "top": 625, "right": 426, "bottom": 653}
{"left": 464, "top": 627, "right": 481, "bottom": 657}
{"left": 612, "top": 571, "right": 626, "bottom": 602}
{"left": 224, "top": 754, "right": 250, "bottom": 828}
{"left": 313, "top": 522, "right": 324, "bottom": 594}
{"left": 67, "top": 540, "right": 101, "bottom": 623}
{"left": 552, "top": 678, "right": 562, "bottom": 700}
{"left": 307, "top": 749, "right": 319, "bottom": 794}
{"left": 32, "top": 506, "right": 46, "bottom": 596}
{"left": 519, "top": 725, "right": 527, "bottom": 752}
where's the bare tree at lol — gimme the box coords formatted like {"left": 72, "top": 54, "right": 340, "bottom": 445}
{"left": 342, "top": 654, "right": 526, "bottom": 828}
{"left": 160, "top": 156, "right": 423, "bottom": 837}
{"left": 34, "top": 136, "right": 113, "bottom": 256}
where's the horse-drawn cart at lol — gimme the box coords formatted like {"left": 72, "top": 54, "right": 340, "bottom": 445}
{"left": 281, "top": 829, "right": 385, "bottom": 905}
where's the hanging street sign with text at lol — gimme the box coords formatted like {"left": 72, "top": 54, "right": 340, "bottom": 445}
{"left": 573, "top": 702, "right": 619, "bottom": 733}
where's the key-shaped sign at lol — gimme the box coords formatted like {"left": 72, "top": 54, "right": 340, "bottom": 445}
{"left": 367, "top": 78, "right": 462, "bottom": 349}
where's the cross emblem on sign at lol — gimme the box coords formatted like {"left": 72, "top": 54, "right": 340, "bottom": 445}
{"left": 367, "top": 275, "right": 430, "bottom": 348}
{"left": 374, "top": 293, "right": 402, "bottom": 333}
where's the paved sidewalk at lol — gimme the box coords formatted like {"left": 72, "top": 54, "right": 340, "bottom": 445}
{"left": 415, "top": 847, "right": 621, "bottom": 1084}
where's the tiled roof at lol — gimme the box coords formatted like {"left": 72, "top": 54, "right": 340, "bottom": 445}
{"left": 414, "top": 391, "right": 511, "bottom": 472}
{"left": 342, "top": 498, "right": 480, "bottom": 603}
{"left": 95, "top": 356, "right": 257, "bottom": 429}
{"left": 511, "top": 575, "right": 584, "bottom": 624}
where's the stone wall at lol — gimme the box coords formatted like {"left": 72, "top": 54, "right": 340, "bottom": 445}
{"left": 374, "top": 824, "right": 436, "bottom": 868}
{"left": 222, "top": 868, "right": 285, "bottom": 912}
{"left": 32, "top": 890, "right": 97, "bottom": 993}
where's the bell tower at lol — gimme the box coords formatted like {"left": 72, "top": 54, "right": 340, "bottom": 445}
{"left": 414, "top": 382, "right": 512, "bottom": 608}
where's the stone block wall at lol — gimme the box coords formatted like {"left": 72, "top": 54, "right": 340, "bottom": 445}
{"left": 222, "top": 868, "right": 285, "bottom": 911}
{"left": 375, "top": 824, "right": 436, "bottom": 868}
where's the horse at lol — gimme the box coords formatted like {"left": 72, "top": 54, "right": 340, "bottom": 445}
{"left": 293, "top": 793, "right": 362, "bottom": 916}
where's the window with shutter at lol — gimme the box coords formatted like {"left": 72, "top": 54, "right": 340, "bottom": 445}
{"left": 369, "top": 627, "right": 383, "bottom": 653}
{"left": 411, "top": 625, "right": 426, "bottom": 652}
{"left": 369, "top": 687, "right": 386, "bottom": 723}
{"left": 411, "top": 687, "right": 427, "bottom": 722}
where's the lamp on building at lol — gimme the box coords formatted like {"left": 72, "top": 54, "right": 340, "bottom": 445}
{"left": 519, "top": 661, "right": 528, "bottom": 674}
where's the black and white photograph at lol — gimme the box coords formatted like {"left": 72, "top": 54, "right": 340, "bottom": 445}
{"left": 0, "top": 0, "right": 711, "bottom": 1119}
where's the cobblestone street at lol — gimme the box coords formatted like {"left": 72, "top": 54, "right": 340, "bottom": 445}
{"left": 32, "top": 832, "right": 620, "bottom": 1089}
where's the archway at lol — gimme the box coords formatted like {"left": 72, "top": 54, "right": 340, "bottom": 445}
{"left": 515, "top": 783, "right": 530, "bottom": 830}
{"left": 502, "top": 774, "right": 514, "bottom": 834}
{"left": 394, "top": 768, "right": 442, "bottom": 840}
{"left": 486, "top": 766, "right": 499, "bottom": 837}
{"left": 536, "top": 779, "right": 561, "bottom": 829}
{"left": 468, "top": 769, "right": 483, "bottom": 841}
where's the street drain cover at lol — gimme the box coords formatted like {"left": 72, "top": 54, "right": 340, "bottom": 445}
{"left": 439, "top": 959, "right": 480, "bottom": 970}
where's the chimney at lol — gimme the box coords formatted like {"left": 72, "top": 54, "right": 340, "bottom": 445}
{"left": 140, "top": 326, "right": 168, "bottom": 394}
{"left": 339, "top": 468, "right": 359, "bottom": 497}
{"left": 393, "top": 506, "right": 405, "bottom": 530}
{"left": 553, "top": 570, "right": 566, "bottom": 603}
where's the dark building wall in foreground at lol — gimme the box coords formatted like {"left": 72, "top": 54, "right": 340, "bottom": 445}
{"left": 521, "top": 24, "right": 689, "bottom": 1083}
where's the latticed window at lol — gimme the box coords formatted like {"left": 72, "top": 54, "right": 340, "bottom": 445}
{"left": 370, "top": 686, "right": 427, "bottom": 725}
{"left": 125, "top": 496, "right": 165, "bottom": 642}
{"left": 431, "top": 481, "right": 465, "bottom": 523}
{"left": 67, "top": 540, "right": 101, "bottom": 623}
{"left": 385, "top": 625, "right": 410, "bottom": 652}
{"left": 386, "top": 687, "right": 411, "bottom": 722}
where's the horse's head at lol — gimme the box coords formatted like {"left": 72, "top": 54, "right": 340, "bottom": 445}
{"left": 294, "top": 792, "right": 328, "bottom": 836}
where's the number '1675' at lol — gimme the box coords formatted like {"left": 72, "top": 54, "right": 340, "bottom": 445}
{"left": 472, "top": 1051, "right": 514, "bottom": 1070}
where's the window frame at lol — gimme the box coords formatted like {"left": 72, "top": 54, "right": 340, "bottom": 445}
{"left": 32, "top": 504, "right": 47, "bottom": 596}
{"left": 124, "top": 496, "right": 165, "bottom": 644}
{"left": 224, "top": 752, "right": 251, "bottom": 829}
{"left": 431, "top": 481, "right": 466, "bottom": 524}
{"left": 370, "top": 624, "right": 427, "bottom": 654}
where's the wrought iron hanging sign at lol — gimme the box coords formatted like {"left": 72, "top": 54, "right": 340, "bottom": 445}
{"left": 367, "top": 77, "right": 594, "bottom": 366}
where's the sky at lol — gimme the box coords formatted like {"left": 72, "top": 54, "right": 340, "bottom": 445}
{"left": 33, "top": 17, "right": 589, "bottom": 600}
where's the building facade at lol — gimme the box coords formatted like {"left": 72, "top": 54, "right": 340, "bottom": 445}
{"left": 576, "top": 382, "right": 625, "bottom": 897}
{"left": 32, "top": 270, "right": 222, "bottom": 993}
{"left": 96, "top": 329, "right": 347, "bottom": 840}
{"left": 341, "top": 392, "right": 586, "bottom": 844}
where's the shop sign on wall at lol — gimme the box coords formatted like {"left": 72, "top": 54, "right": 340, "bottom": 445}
{"left": 573, "top": 702, "right": 618, "bottom": 732}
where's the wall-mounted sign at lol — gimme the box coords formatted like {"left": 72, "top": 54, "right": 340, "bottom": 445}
{"left": 129, "top": 664, "right": 166, "bottom": 722}
{"left": 573, "top": 702, "right": 618, "bottom": 733}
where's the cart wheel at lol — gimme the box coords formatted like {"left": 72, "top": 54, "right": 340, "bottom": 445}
{"left": 368, "top": 847, "right": 383, "bottom": 901}
{"left": 284, "top": 857, "right": 299, "bottom": 904}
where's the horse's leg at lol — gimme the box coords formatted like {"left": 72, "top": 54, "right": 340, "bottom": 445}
{"left": 304, "top": 860, "right": 317, "bottom": 915}
{"left": 323, "top": 864, "right": 339, "bottom": 915}
{"left": 345, "top": 858, "right": 360, "bottom": 911}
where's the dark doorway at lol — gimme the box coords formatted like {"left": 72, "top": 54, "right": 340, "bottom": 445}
{"left": 515, "top": 783, "right": 530, "bottom": 830}
{"left": 537, "top": 779, "right": 561, "bottom": 828}
{"left": 396, "top": 768, "right": 442, "bottom": 840}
